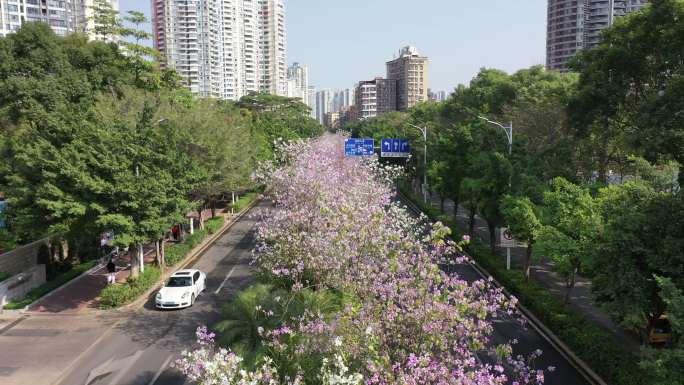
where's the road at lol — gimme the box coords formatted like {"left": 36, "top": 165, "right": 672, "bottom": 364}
{"left": 400, "top": 196, "right": 591, "bottom": 385}
{"left": 0, "top": 197, "right": 590, "bottom": 385}
{"left": 0, "top": 201, "right": 268, "bottom": 385}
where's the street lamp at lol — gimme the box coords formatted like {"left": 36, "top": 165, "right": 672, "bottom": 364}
{"left": 406, "top": 122, "right": 428, "bottom": 203}
{"left": 478, "top": 116, "right": 513, "bottom": 189}
{"left": 479, "top": 116, "right": 514, "bottom": 270}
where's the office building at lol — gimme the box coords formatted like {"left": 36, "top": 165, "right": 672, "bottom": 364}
{"left": 353, "top": 77, "right": 396, "bottom": 120}
{"left": 152, "top": 0, "right": 287, "bottom": 100}
{"left": 0, "top": 0, "right": 119, "bottom": 38}
{"left": 386, "top": 46, "right": 429, "bottom": 111}
{"left": 286, "top": 62, "right": 309, "bottom": 106}
{"left": 546, "top": 0, "right": 647, "bottom": 71}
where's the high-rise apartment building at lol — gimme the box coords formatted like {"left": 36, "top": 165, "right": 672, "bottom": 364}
{"left": 307, "top": 85, "right": 316, "bottom": 118}
{"left": 353, "top": 77, "right": 396, "bottom": 120}
{"left": 331, "top": 88, "right": 354, "bottom": 113}
{"left": 286, "top": 62, "right": 309, "bottom": 106}
{"left": 386, "top": 46, "right": 428, "bottom": 111}
{"left": 315, "top": 89, "right": 331, "bottom": 124}
{"left": 259, "top": 0, "right": 287, "bottom": 95}
{"left": 0, "top": 0, "right": 119, "bottom": 38}
{"left": 152, "top": 0, "right": 287, "bottom": 100}
{"left": 546, "top": 0, "right": 647, "bottom": 71}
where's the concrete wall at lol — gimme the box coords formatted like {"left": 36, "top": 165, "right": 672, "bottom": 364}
{"left": 0, "top": 264, "right": 46, "bottom": 307}
{"left": 0, "top": 237, "right": 51, "bottom": 276}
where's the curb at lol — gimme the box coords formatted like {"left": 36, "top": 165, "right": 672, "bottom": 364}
{"left": 397, "top": 190, "right": 608, "bottom": 385}
{"left": 121, "top": 198, "right": 260, "bottom": 312}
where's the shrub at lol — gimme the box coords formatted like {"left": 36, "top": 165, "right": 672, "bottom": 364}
{"left": 0, "top": 271, "right": 11, "bottom": 283}
{"left": 3, "top": 260, "right": 96, "bottom": 309}
{"left": 99, "top": 266, "right": 161, "bottom": 309}
{"left": 205, "top": 216, "right": 225, "bottom": 234}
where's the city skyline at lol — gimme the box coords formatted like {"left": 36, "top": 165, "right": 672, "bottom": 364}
{"left": 119, "top": 0, "right": 546, "bottom": 93}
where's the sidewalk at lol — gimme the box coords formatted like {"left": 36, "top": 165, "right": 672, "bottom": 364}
{"left": 28, "top": 245, "right": 156, "bottom": 313}
{"left": 423, "top": 192, "right": 642, "bottom": 352}
{"left": 27, "top": 209, "right": 225, "bottom": 314}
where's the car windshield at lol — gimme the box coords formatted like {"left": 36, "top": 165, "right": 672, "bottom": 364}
{"left": 167, "top": 276, "right": 192, "bottom": 287}
{"left": 653, "top": 319, "right": 671, "bottom": 333}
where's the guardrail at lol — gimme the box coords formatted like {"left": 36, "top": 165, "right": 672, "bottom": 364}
{"left": 397, "top": 190, "right": 608, "bottom": 385}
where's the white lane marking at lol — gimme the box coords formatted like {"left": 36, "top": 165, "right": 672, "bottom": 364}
{"left": 214, "top": 266, "right": 237, "bottom": 294}
{"left": 105, "top": 350, "right": 143, "bottom": 385}
{"left": 148, "top": 355, "right": 173, "bottom": 385}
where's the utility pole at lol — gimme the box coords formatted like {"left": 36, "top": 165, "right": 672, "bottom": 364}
{"left": 407, "top": 123, "right": 428, "bottom": 203}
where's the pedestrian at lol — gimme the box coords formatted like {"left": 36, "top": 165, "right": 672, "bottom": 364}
{"left": 106, "top": 258, "right": 117, "bottom": 285}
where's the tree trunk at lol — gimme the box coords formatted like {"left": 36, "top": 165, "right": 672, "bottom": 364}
{"left": 524, "top": 242, "right": 533, "bottom": 280}
{"left": 130, "top": 244, "right": 140, "bottom": 278}
{"left": 564, "top": 267, "right": 577, "bottom": 304}
{"left": 468, "top": 209, "right": 476, "bottom": 237}
{"left": 210, "top": 197, "right": 216, "bottom": 218}
{"left": 487, "top": 221, "right": 496, "bottom": 255}
{"left": 160, "top": 238, "right": 166, "bottom": 267}
{"left": 155, "top": 240, "right": 161, "bottom": 267}
{"left": 197, "top": 208, "right": 205, "bottom": 230}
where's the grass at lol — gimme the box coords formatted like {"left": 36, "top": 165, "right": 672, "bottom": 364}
{"left": 0, "top": 271, "right": 11, "bottom": 283}
{"left": 99, "top": 266, "right": 161, "bottom": 309}
{"left": 2, "top": 260, "right": 97, "bottom": 310}
{"left": 398, "top": 183, "right": 649, "bottom": 385}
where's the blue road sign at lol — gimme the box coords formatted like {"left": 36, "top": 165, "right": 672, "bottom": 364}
{"left": 0, "top": 200, "right": 6, "bottom": 229}
{"left": 380, "top": 138, "right": 410, "bottom": 158}
{"left": 344, "top": 138, "right": 375, "bottom": 157}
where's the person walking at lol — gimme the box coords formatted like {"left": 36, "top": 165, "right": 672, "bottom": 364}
{"left": 106, "top": 258, "right": 117, "bottom": 285}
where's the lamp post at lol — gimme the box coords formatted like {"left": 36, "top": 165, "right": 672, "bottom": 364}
{"left": 478, "top": 116, "right": 514, "bottom": 269}
{"left": 478, "top": 116, "right": 513, "bottom": 188}
{"left": 407, "top": 123, "right": 428, "bottom": 203}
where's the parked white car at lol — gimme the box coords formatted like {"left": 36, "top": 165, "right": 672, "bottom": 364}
{"left": 155, "top": 269, "right": 206, "bottom": 309}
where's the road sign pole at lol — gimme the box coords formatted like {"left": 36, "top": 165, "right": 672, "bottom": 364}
{"left": 506, "top": 247, "right": 511, "bottom": 270}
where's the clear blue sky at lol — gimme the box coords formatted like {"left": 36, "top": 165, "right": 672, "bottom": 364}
{"left": 120, "top": 0, "right": 546, "bottom": 92}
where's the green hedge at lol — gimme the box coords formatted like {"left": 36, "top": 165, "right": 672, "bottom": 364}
{"left": 205, "top": 216, "right": 225, "bottom": 234}
{"left": 165, "top": 216, "right": 224, "bottom": 266}
{"left": 398, "top": 185, "right": 650, "bottom": 385}
{"left": 470, "top": 242, "right": 648, "bottom": 385}
{"left": 229, "top": 192, "right": 257, "bottom": 212}
{"left": 0, "top": 271, "right": 10, "bottom": 283}
{"left": 99, "top": 266, "right": 161, "bottom": 309}
{"left": 3, "top": 260, "right": 97, "bottom": 310}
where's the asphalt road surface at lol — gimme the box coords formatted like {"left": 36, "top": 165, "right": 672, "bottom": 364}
{"left": 53, "top": 201, "right": 268, "bottom": 385}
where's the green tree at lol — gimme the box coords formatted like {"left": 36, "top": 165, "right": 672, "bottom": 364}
{"left": 537, "top": 177, "right": 600, "bottom": 303}
{"left": 569, "top": 0, "right": 684, "bottom": 183}
{"left": 89, "top": 0, "right": 121, "bottom": 41}
{"left": 501, "top": 195, "right": 542, "bottom": 279}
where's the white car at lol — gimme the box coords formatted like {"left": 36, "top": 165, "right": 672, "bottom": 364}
{"left": 155, "top": 269, "right": 206, "bottom": 309}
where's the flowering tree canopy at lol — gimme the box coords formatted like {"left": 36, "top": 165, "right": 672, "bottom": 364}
{"left": 177, "top": 134, "right": 549, "bottom": 385}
